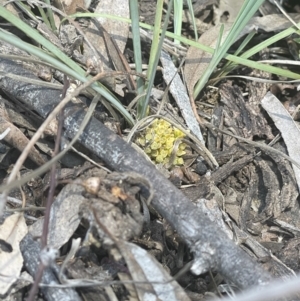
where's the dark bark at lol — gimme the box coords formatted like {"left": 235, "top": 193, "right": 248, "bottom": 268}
{"left": 0, "top": 57, "right": 272, "bottom": 289}
{"left": 20, "top": 234, "right": 81, "bottom": 301}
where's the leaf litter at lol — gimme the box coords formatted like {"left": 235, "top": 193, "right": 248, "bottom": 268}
{"left": 1, "top": 0, "right": 300, "bottom": 300}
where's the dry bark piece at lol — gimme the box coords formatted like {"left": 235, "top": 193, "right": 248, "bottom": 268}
{"left": 246, "top": 69, "right": 274, "bottom": 140}
{"left": 66, "top": 256, "right": 113, "bottom": 301}
{"left": 261, "top": 92, "right": 300, "bottom": 193}
{"left": 230, "top": 221, "right": 296, "bottom": 279}
{"left": 53, "top": 0, "right": 87, "bottom": 15}
{"left": 6, "top": 106, "right": 37, "bottom": 132}
{"left": 0, "top": 41, "right": 51, "bottom": 79}
{"left": 254, "top": 157, "right": 281, "bottom": 220}
{"left": 102, "top": 29, "right": 136, "bottom": 92}
{"left": 20, "top": 233, "right": 81, "bottom": 301}
{"left": 211, "top": 153, "right": 255, "bottom": 185}
{"left": 0, "top": 99, "right": 45, "bottom": 166}
{"left": 264, "top": 144, "right": 299, "bottom": 213}
{"left": 5, "top": 170, "right": 43, "bottom": 216}
{"left": 37, "top": 22, "right": 66, "bottom": 54}
{"left": 238, "top": 164, "right": 258, "bottom": 232}
{"left": 83, "top": 0, "right": 129, "bottom": 72}
{"left": 0, "top": 213, "right": 27, "bottom": 295}
{"left": 207, "top": 106, "right": 223, "bottom": 151}
{"left": 259, "top": 0, "right": 280, "bottom": 15}
{"left": 181, "top": 0, "right": 216, "bottom": 35}
{"left": 276, "top": 238, "right": 300, "bottom": 272}
{"left": 212, "top": 143, "right": 254, "bottom": 165}
{"left": 59, "top": 24, "right": 83, "bottom": 58}
{"left": 219, "top": 84, "right": 253, "bottom": 140}
{"left": 160, "top": 50, "right": 204, "bottom": 142}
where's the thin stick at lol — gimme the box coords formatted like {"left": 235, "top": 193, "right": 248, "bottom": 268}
{"left": 26, "top": 76, "right": 68, "bottom": 301}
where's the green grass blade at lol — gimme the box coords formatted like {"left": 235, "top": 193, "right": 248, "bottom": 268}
{"left": 194, "top": 0, "right": 265, "bottom": 98}
{"left": 214, "top": 24, "right": 224, "bottom": 55}
{"left": 138, "top": 0, "right": 174, "bottom": 119}
{"left": 129, "top": 0, "right": 144, "bottom": 95}
{"left": 66, "top": 12, "right": 300, "bottom": 80}
{"left": 37, "top": 6, "right": 51, "bottom": 28}
{"left": 173, "top": 0, "right": 183, "bottom": 44}
{"left": 0, "top": 6, "right": 83, "bottom": 74}
{"left": 137, "top": 0, "right": 164, "bottom": 118}
{"left": 43, "top": 0, "right": 57, "bottom": 32}
{"left": 193, "top": 24, "right": 224, "bottom": 98}
{"left": 14, "top": 1, "right": 39, "bottom": 23}
{"left": 146, "top": 0, "right": 164, "bottom": 79}
{"left": 241, "top": 27, "right": 300, "bottom": 60}
{"left": 233, "top": 30, "right": 257, "bottom": 57}
{"left": 215, "top": 30, "right": 257, "bottom": 80}
{"left": 0, "top": 29, "right": 135, "bottom": 125}
{"left": 186, "top": 0, "right": 198, "bottom": 40}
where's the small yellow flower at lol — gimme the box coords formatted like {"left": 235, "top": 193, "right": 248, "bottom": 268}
{"left": 174, "top": 157, "right": 184, "bottom": 165}
{"left": 145, "top": 133, "right": 153, "bottom": 141}
{"left": 156, "top": 154, "right": 165, "bottom": 163}
{"left": 165, "top": 140, "right": 174, "bottom": 149}
{"left": 135, "top": 119, "right": 186, "bottom": 166}
{"left": 151, "top": 141, "right": 161, "bottom": 150}
{"left": 137, "top": 137, "right": 146, "bottom": 146}
{"left": 174, "top": 128, "right": 185, "bottom": 138}
{"left": 151, "top": 150, "right": 158, "bottom": 157}
{"left": 159, "top": 149, "right": 168, "bottom": 158}
{"left": 177, "top": 149, "right": 186, "bottom": 156}
{"left": 179, "top": 143, "right": 186, "bottom": 150}
{"left": 145, "top": 147, "right": 152, "bottom": 154}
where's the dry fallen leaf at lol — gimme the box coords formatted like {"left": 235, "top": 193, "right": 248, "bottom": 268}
{"left": 184, "top": 14, "right": 300, "bottom": 102}
{"left": 184, "top": 23, "right": 232, "bottom": 101}
{"left": 115, "top": 240, "right": 191, "bottom": 301}
{"left": 83, "top": 0, "right": 129, "bottom": 72}
{"left": 160, "top": 50, "right": 204, "bottom": 142}
{"left": 261, "top": 92, "right": 300, "bottom": 193}
{"left": 214, "top": 0, "right": 243, "bottom": 25}
{"left": 0, "top": 213, "right": 28, "bottom": 295}
{"left": 53, "top": 0, "right": 87, "bottom": 15}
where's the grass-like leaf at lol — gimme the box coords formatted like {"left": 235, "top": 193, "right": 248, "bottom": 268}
{"left": 0, "top": 6, "right": 134, "bottom": 125}
{"left": 173, "top": 0, "right": 183, "bottom": 44}
{"left": 129, "top": 0, "right": 144, "bottom": 95}
{"left": 186, "top": 0, "right": 198, "bottom": 40}
{"left": 14, "top": 1, "right": 40, "bottom": 23}
{"left": 241, "top": 26, "right": 300, "bottom": 60}
{"left": 136, "top": 0, "right": 164, "bottom": 119}
{"left": 37, "top": 6, "right": 51, "bottom": 28}
{"left": 138, "top": 0, "right": 174, "bottom": 119}
{"left": 69, "top": 12, "right": 300, "bottom": 80}
{"left": 215, "top": 30, "right": 258, "bottom": 80}
{"left": 43, "top": 0, "right": 57, "bottom": 32}
{"left": 193, "top": 0, "right": 266, "bottom": 98}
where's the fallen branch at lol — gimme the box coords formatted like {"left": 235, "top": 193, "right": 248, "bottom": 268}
{"left": 0, "top": 57, "right": 271, "bottom": 288}
{"left": 20, "top": 233, "right": 81, "bottom": 301}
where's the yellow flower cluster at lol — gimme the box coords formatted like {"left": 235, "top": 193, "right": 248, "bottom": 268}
{"left": 136, "top": 119, "right": 186, "bottom": 165}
